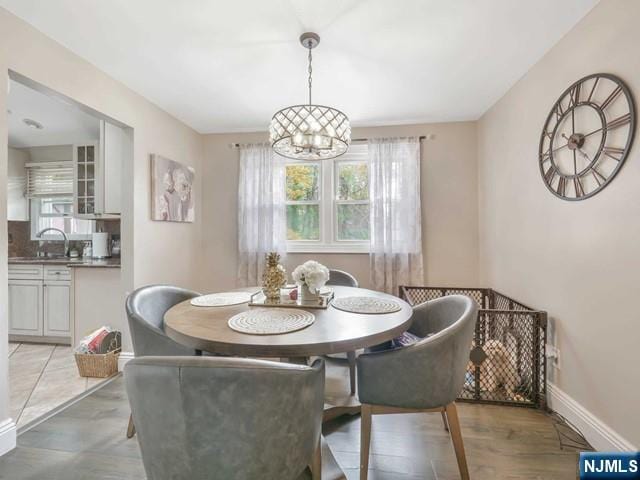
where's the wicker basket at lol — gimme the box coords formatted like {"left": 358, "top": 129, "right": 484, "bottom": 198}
{"left": 74, "top": 349, "right": 120, "bottom": 378}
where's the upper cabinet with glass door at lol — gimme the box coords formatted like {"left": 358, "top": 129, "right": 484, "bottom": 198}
{"left": 74, "top": 142, "right": 97, "bottom": 216}
{"left": 73, "top": 120, "right": 124, "bottom": 218}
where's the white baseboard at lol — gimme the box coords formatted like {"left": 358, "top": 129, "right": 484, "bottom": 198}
{"left": 0, "top": 418, "right": 16, "bottom": 457}
{"left": 118, "top": 351, "right": 134, "bottom": 371}
{"left": 548, "top": 382, "right": 636, "bottom": 452}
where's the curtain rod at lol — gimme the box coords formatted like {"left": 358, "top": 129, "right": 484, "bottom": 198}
{"left": 228, "top": 135, "right": 428, "bottom": 149}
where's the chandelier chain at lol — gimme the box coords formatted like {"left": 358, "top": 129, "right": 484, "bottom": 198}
{"left": 307, "top": 42, "right": 313, "bottom": 106}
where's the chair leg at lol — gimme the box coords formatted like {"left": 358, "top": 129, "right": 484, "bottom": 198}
{"left": 311, "top": 437, "right": 322, "bottom": 480}
{"left": 445, "top": 403, "right": 469, "bottom": 480}
{"left": 126, "top": 413, "right": 136, "bottom": 439}
{"left": 360, "top": 404, "right": 372, "bottom": 480}
{"left": 441, "top": 410, "right": 449, "bottom": 432}
{"left": 347, "top": 351, "right": 356, "bottom": 395}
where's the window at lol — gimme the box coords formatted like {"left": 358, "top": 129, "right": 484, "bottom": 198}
{"left": 286, "top": 144, "right": 369, "bottom": 253}
{"left": 30, "top": 197, "right": 95, "bottom": 241}
{"left": 335, "top": 161, "right": 370, "bottom": 241}
{"left": 286, "top": 163, "right": 320, "bottom": 241}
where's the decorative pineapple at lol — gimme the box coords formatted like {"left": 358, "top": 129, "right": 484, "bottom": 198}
{"left": 262, "top": 252, "right": 287, "bottom": 300}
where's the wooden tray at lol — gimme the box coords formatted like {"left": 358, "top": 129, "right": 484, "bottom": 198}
{"left": 249, "top": 289, "right": 334, "bottom": 310}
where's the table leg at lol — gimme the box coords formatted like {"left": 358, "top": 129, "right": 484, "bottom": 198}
{"left": 323, "top": 356, "right": 362, "bottom": 421}
{"left": 279, "top": 357, "right": 354, "bottom": 479}
{"left": 321, "top": 360, "right": 356, "bottom": 479}
{"left": 320, "top": 436, "right": 348, "bottom": 480}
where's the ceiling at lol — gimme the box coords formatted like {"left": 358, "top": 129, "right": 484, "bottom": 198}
{"left": 0, "top": 0, "right": 599, "bottom": 133}
{"left": 7, "top": 79, "right": 100, "bottom": 148}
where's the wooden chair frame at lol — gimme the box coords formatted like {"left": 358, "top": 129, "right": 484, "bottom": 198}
{"left": 360, "top": 402, "right": 469, "bottom": 480}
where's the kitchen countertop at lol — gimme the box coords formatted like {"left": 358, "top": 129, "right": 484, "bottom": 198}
{"left": 8, "top": 257, "right": 121, "bottom": 268}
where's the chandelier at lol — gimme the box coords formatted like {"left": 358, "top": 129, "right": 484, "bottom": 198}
{"left": 269, "top": 32, "right": 351, "bottom": 160}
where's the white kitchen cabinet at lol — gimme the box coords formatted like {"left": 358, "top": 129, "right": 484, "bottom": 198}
{"left": 8, "top": 264, "right": 72, "bottom": 341}
{"left": 8, "top": 280, "right": 44, "bottom": 336}
{"left": 8, "top": 264, "right": 43, "bottom": 280}
{"left": 73, "top": 142, "right": 98, "bottom": 216}
{"left": 73, "top": 120, "right": 123, "bottom": 218}
{"left": 44, "top": 282, "right": 72, "bottom": 337}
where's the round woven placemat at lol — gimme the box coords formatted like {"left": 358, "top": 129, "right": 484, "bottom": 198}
{"left": 190, "top": 292, "right": 251, "bottom": 307}
{"left": 227, "top": 308, "right": 315, "bottom": 335}
{"left": 331, "top": 296, "right": 402, "bottom": 314}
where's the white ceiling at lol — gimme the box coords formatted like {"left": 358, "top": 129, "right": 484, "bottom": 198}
{"left": 0, "top": 0, "right": 599, "bottom": 133}
{"left": 7, "top": 79, "right": 100, "bottom": 148}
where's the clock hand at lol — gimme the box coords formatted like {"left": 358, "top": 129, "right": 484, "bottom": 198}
{"left": 576, "top": 147, "right": 591, "bottom": 162}
{"left": 552, "top": 144, "right": 568, "bottom": 153}
{"left": 551, "top": 133, "right": 571, "bottom": 154}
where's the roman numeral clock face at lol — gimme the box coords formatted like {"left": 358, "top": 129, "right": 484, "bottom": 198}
{"left": 539, "top": 73, "right": 636, "bottom": 200}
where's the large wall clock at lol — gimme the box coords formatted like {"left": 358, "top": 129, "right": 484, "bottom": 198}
{"left": 538, "top": 73, "right": 635, "bottom": 200}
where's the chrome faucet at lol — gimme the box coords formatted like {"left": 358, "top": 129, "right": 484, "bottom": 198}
{"left": 36, "top": 228, "right": 70, "bottom": 257}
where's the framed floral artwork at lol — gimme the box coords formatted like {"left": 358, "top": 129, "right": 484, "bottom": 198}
{"left": 150, "top": 154, "right": 195, "bottom": 222}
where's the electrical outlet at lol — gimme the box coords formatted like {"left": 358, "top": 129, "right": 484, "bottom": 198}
{"left": 546, "top": 344, "right": 560, "bottom": 370}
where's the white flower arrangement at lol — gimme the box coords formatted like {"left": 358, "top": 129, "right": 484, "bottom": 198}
{"left": 292, "top": 260, "right": 330, "bottom": 294}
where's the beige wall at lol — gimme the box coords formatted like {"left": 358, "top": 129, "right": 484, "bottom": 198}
{"left": 0, "top": 7, "right": 203, "bottom": 429}
{"left": 201, "top": 122, "right": 479, "bottom": 291}
{"left": 478, "top": 0, "right": 639, "bottom": 447}
{"left": 7, "top": 148, "right": 28, "bottom": 221}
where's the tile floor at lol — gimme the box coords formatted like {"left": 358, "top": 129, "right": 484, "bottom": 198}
{"left": 8, "top": 342, "right": 108, "bottom": 429}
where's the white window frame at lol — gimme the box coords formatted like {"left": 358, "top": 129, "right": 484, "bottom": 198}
{"left": 286, "top": 144, "right": 370, "bottom": 254}
{"left": 30, "top": 197, "right": 95, "bottom": 241}
{"left": 285, "top": 160, "right": 322, "bottom": 245}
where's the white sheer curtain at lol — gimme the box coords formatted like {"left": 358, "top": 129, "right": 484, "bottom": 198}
{"left": 237, "top": 143, "right": 287, "bottom": 286}
{"left": 368, "top": 137, "right": 424, "bottom": 294}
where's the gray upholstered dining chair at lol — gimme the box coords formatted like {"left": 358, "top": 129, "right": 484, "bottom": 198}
{"left": 125, "top": 284, "right": 201, "bottom": 438}
{"left": 328, "top": 269, "right": 358, "bottom": 289}
{"left": 124, "top": 356, "right": 325, "bottom": 480}
{"left": 326, "top": 269, "right": 359, "bottom": 395}
{"left": 357, "top": 295, "right": 478, "bottom": 480}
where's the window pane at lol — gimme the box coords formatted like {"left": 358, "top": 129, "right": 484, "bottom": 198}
{"left": 286, "top": 164, "right": 319, "bottom": 201}
{"left": 337, "top": 204, "right": 370, "bottom": 240}
{"left": 34, "top": 197, "right": 94, "bottom": 239}
{"left": 287, "top": 204, "right": 320, "bottom": 240}
{"left": 41, "top": 199, "right": 72, "bottom": 215}
{"left": 37, "top": 215, "right": 94, "bottom": 236}
{"left": 337, "top": 162, "right": 369, "bottom": 201}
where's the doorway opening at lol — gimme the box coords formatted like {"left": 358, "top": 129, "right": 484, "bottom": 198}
{"left": 5, "top": 72, "right": 133, "bottom": 432}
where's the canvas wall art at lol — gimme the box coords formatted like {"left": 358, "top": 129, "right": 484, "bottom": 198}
{"left": 151, "top": 154, "right": 195, "bottom": 222}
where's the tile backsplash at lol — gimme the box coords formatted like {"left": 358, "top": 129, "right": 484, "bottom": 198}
{"left": 8, "top": 221, "right": 33, "bottom": 257}
{"left": 8, "top": 220, "right": 120, "bottom": 258}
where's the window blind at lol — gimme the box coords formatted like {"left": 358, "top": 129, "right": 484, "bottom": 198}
{"left": 26, "top": 162, "right": 74, "bottom": 197}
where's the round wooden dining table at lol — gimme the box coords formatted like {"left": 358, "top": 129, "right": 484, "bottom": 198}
{"left": 164, "top": 285, "right": 413, "bottom": 480}
{"left": 164, "top": 285, "right": 413, "bottom": 359}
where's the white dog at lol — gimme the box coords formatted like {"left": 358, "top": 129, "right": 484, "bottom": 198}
{"left": 468, "top": 339, "right": 520, "bottom": 397}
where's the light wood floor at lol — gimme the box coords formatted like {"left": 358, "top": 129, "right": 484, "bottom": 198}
{"left": 8, "top": 342, "right": 107, "bottom": 429}
{"left": 0, "top": 364, "right": 584, "bottom": 479}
